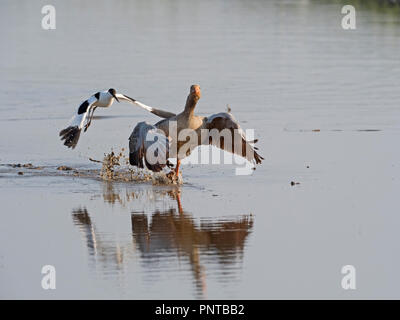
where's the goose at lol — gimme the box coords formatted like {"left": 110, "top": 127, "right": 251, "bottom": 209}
{"left": 129, "top": 85, "right": 263, "bottom": 177}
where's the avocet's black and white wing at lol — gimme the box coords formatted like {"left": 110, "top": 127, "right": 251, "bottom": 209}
{"left": 59, "top": 96, "right": 97, "bottom": 149}
{"left": 202, "top": 112, "right": 264, "bottom": 165}
{"left": 60, "top": 89, "right": 176, "bottom": 150}
{"left": 115, "top": 94, "right": 176, "bottom": 119}
{"left": 128, "top": 122, "right": 172, "bottom": 172}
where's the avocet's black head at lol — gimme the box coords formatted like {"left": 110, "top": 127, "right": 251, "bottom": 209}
{"left": 108, "top": 88, "right": 119, "bottom": 102}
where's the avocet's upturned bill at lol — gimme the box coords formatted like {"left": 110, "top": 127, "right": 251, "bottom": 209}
{"left": 59, "top": 88, "right": 176, "bottom": 149}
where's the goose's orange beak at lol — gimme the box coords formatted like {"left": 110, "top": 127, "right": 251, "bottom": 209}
{"left": 191, "top": 85, "right": 201, "bottom": 99}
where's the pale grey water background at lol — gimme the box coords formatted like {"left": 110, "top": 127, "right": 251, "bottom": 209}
{"left": 1, "top": 0, "right": 400, "bottom": 299}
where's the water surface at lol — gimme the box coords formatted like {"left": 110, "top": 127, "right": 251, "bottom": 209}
{"left": 1, "top": 0, "right": 400, "bottom": 299}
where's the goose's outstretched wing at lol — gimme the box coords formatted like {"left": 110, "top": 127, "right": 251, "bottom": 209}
{"left": 128, "top": 122, "right": 171, "bottom": 172}
{"left": 202, "top": 112, "right": 264, "bottom": 164}
{"left": 59, "top": 96, "right": 97, "bottom": 149}
{"left": 115, "top": 94, "right": 176, "bottom": 119}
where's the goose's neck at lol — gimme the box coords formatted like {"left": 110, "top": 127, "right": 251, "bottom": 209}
{"left": 183, "top": 95, "right": 199, "bottom": 118}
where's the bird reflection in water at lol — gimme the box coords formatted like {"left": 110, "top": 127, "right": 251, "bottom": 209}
{"left": 72, "top": 184, "right": 254, "bottom": 298}
{"left": 72, "top": 207, "right": 126, "bottom": 272}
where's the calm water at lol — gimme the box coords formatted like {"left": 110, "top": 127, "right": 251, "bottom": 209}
{"left": 1, "top": 0, "right": 400, "bottom": 299}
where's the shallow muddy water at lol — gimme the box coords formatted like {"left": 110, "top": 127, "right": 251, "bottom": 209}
{"left": 1, "top": 0, "right": 400, "bottom": 299}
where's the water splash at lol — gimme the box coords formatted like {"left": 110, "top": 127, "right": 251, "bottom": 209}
{"left": 1, "top": 148, "right": 182, "bottom": 185}
{"left": 97, "top": 148, "right": 182, "bottom": 185}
